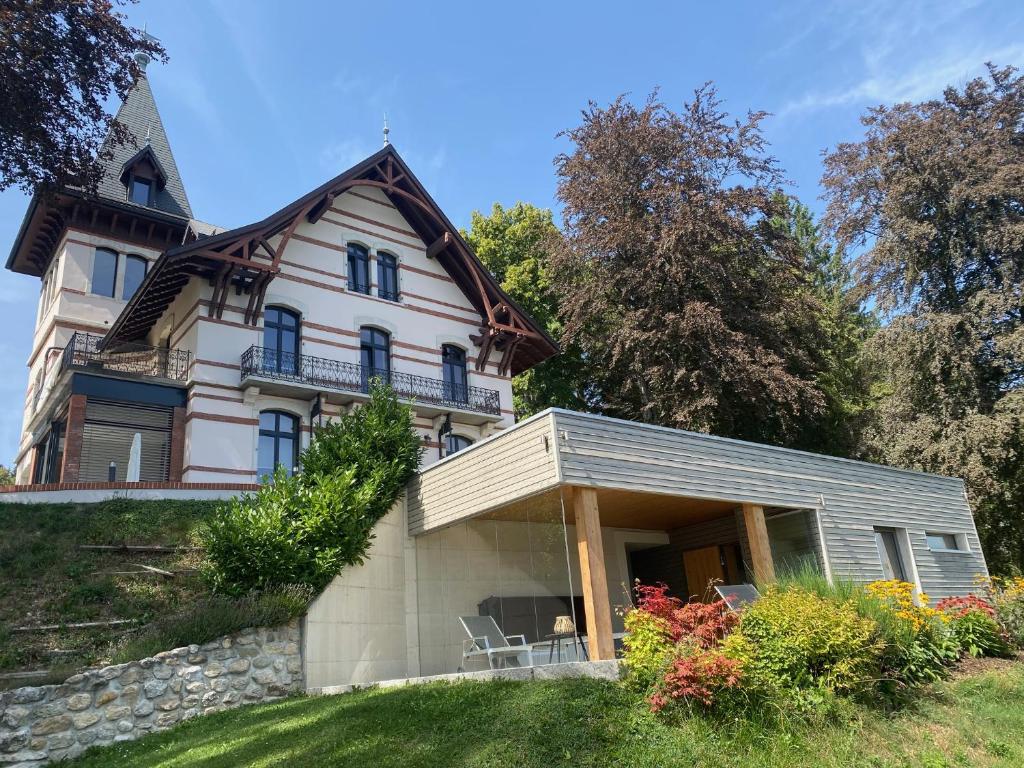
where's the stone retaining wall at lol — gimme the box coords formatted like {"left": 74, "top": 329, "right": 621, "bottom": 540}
{"left": 0, "top": 623, "right": 302, "bottom": 766}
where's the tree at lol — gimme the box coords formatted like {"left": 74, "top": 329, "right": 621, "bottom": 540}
{"left": 771, "top": 195, "right": 876, "bottom": 456}
{"left": 463, "top": 202, "right": 591, "bottom": 418}
{"left": 549, "top": 87, "right": 828, "bottom": 447}
{"left": 822, "top": 65, "right": 1024, "bottom": 573}
{"left": 0, "top": 465, "right": 14, "bottom": 486}
{"left": 0, "top": 0, "right": 164, "bottom": 194}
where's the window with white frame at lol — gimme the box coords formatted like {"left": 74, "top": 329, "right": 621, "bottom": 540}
{"left": 925, "top": 532, "right": 967, "bottom": 552}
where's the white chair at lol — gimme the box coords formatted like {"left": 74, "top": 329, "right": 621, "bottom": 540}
{"left": 458, "top": 615, "right": 535, "bottom": 672}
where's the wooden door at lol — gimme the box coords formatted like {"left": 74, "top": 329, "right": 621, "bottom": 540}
{"left": 683, "top": 545, "right": 725, "bottom": 601}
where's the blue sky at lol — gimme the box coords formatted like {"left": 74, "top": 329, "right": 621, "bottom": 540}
{"left": 1, "top": 0, "right": 1022, "bottom": 466}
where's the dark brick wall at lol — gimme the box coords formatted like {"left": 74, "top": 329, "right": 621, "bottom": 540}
{"left": 169, "top": 406, "right": 186, "bottom": 482}
{"left": 59, "top": 394, "right": 87, "bottom": 482}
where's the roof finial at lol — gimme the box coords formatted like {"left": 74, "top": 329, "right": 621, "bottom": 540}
{"left": 144, "top": 123, "right": 152, "bottom": 145}
{"left": 134, "top": 28, "right": 159, "bottom": 70}
{"left": 382, "top": 113, "right": 390, "bottom": 147}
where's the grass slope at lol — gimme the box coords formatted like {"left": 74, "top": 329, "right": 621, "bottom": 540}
{"left": 70, "top": 661, "right": 1024, "bottom": 768}
{"left": 0, "top": 499, "right": 219, "bottom": 678}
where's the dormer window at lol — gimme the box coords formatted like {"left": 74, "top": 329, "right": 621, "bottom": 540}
{"left": 119, "top": 145, "right": 167, "bottom": 209}
{"left": 130, "top": 177, "right": 153, "bottom": 205}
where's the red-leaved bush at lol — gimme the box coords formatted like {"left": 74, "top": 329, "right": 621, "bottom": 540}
{"left": 650, "top": 650, "right": 744, "bottom": 711}
{"left": 634, "top": 582, "right": 738, "bottom": 649}
{"left": 628, "top": 582, "right": 744, "bottom": 711}
{"left": 936, "top": 595, "right": 996, "bottom": 619}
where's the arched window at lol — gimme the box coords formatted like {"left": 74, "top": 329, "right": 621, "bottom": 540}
{"left": 446, "top": 434, "right": 473, "bottom": 456}
{"left": 377, "top": 252, "right": 399, "bottom": 302}
{"left": 347, "top": 243, "right": 370, "bottom": 295}
{"left": 91, "top": 248, "right": 118, "bottom": 297}
{"left": 257, "top": 410, "right": 299, "bottom": 480}
{"left": 263, "top": 306, "right": 301, "bottom": 374}
{"left": 442, "top": 344, "right": 468, "bottom": 404}
{"left": 360, "top": 326, "right": 390, "bottom": 390}
{"left": 122, "top": 255, "right": 147, "bottom": 300}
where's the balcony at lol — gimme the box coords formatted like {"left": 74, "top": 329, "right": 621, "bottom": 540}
{"left": 61, "top": 332, "right": 191, "bottom": 383}
{"left": 240, "top": 345, "right": 502, "bottom": 422}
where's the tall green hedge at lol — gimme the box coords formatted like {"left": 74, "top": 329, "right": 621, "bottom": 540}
{"left": 202, "top": 381, "right": 423, "bottom": 596}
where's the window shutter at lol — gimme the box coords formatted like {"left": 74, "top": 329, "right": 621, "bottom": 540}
{"left": 79, "top": 399, "right": 173, "bottom": 482}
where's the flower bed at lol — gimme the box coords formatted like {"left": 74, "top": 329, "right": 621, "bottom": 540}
{"left": 622, "top": 575, "right": 1023, "bottom": 718}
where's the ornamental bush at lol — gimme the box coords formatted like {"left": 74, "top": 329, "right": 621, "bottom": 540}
{"left": 722, "top": 587, "right": 880, "bottom": 698}
{"left": 857, "top": 581, "right": 958, "bottom": 691}
{"left": 980, "top": 576, "right": 1024, "bottom": 648}
{"left": 622, "top": 582, "right": 739, "bottom": 708}
{"left": 936, "top": 595, "right": 1010, "bottom": 658}
{"left": 650, "top": 645, "right": 743, "bottom": 712}
{"left": 203, "top": 382, "right": 423, "bottom": 596}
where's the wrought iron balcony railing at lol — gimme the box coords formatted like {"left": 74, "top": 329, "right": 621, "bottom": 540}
{"left": 240, "top": 345, "right": 501, "bottom": 416}
{"left": 61, "top": 332, "right": 191, "bottom": 382}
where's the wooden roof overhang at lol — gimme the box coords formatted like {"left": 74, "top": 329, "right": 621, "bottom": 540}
{"left": 102, "top": 146, "right": 559, "bottom": 375}
{"left": 6, "top": 189, "right": 190, "bottom": 277}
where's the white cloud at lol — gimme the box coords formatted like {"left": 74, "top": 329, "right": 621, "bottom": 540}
{"left": 780, "top": 41, "right": 1024, "bottom": 117}
{"left": 775, "top": 0, "right": 1020, "bottom": 117}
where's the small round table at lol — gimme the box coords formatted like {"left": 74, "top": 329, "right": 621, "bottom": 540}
{"left": 544, "top": 632, "right": 588, "bottom": 663}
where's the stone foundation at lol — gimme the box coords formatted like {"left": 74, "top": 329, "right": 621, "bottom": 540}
{"left": 0, "top": 623, "right": 302, "bottom": 766}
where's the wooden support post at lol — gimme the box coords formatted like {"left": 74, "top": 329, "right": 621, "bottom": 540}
{"left": 573, "top": 487, "right": 615, "bottom": 661}
{"left": 741, "top": 502, "right": 776, "bottom": 586}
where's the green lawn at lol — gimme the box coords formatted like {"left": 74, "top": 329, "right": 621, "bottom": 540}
{"left": 70, "top": 661, "right": 1024, "bottom": 768}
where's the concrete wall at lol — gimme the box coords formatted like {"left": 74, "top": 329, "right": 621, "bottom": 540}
{"left": 303, "top": 487, "right": 668, "bottom": 688}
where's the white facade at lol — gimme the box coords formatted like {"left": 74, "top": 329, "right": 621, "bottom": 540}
{"left": 15, "top": 230, "right": 164, "bottom": 482}
{"left": 156, "top": 184, "right": 514, "bottom": 485}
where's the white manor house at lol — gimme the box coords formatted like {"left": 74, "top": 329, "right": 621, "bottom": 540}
{"left": 3, "top": 58, "right": 991, "bottom": 690}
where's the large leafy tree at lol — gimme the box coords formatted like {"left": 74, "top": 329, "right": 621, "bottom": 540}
{"left": 0, "top": 0, "right": 164, "bottom": 194}
{"left": 463, "top": 202, "right": 591, "bottom": 418}
{"left": 822, "top": 65, "right": 1024, "bottom": 573}
{"left": 549, "top": 87, "right": 828, "bottom": 447}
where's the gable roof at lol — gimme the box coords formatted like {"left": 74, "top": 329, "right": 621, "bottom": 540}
{"left": 103, "top": 145, "right": 559, "bottom": 376}
{"left": 95, "top": 70, "right": 192, "bottom": 218}
{"left": 119, "top": 144, "right": 168, "bottom": 187}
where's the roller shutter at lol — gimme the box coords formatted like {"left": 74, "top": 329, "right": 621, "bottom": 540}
{"left": 79, "top": 399, "right": 173, "bottom": 481}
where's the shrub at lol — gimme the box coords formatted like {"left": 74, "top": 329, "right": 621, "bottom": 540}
{"left": 722, "top": 586, "right": 880, "bottom": 698}
{"left": 300, "top": 379, "right": 424, "bottom": 525}
{"left": 622, "top": 583, "right": 739, "bottom": 706}
{"left": 630, "top": 582, "right": 738, "bottom": 648}
{"left": 203, "top": 382, "right": 423, "bottom": 595}
{"left": 979, "top": 576, "right": 1024, "bottom": 648}
{"left": 202, "top": 465, "right": 380, "bottom": 595}
{"left": 859, "top": 580, "right": 957, "bottom": 691}
{"left": 110, "top": 585, "right": 312, "bottom": 663}
{"left": 650, "top": 646, "right": 743, "bottom": 711}
{"left": 936, "top": 596, "right": 1010, "bottom": 658}
{"left": 622, "top": 607, "right": 674, "bottom": 692}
